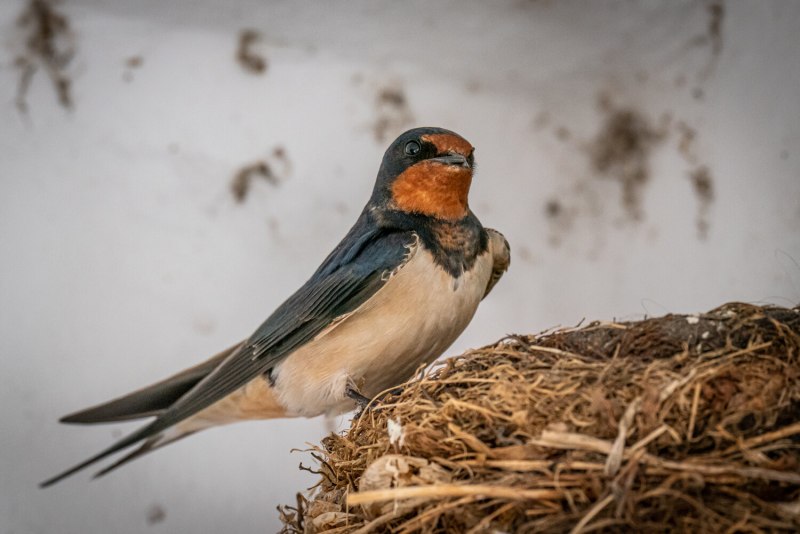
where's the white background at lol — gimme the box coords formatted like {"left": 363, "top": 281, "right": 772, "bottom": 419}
{"left": 1, "top": 1, "right": 798, "bottom": 532}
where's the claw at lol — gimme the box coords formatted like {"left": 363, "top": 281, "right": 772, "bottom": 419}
{"left": 345, "top": 386, "right": 373, "bottom": 409}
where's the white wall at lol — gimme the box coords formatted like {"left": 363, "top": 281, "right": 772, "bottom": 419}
{"left": 1, "top": 1, "right": 798, "bottom": 532}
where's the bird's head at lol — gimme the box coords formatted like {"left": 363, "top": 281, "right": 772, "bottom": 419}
{"left": 371, "top": 127, "right": 475, "bottom": 222}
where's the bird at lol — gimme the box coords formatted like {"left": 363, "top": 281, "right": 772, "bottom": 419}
{"left": 41, "top": 126, "right": 510, "bottom": 487}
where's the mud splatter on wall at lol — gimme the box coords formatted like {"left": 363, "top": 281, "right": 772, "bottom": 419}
{"left": 588, "top": 97, "right": 667, "bottom": 221}
{"left": 372, "top": 85, "right": 414, "bottom": 143}
{"left": 14, "top": 0, "right": 76, "bottom": 112}
{"left": 230, "top": 146, "right": 290, "bottom": 203}
{"left": 236, "top": 29, "right": 267, "bottom": 74}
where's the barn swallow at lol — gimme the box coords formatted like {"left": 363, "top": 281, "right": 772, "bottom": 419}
{"left": 41, "top": 126, "right": 510, "bottom": 487}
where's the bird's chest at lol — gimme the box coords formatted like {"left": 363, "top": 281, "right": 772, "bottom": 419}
{"left": 272, "top": 243, "right": 493, "bottom": 417}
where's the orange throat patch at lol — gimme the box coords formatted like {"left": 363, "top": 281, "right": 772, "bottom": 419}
{"left": 391, "top": 160, "right": 472, "bottom": 221}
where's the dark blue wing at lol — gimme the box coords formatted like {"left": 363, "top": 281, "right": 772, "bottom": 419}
{"left": 161, "top": 225, "right": 415, "bottom": 423}
{"left": 41, "top": 217, "right": 415, "bottom": 486}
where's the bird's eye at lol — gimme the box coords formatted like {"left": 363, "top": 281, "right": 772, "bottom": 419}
{"left": 404, "top": 140, "right": 421, "bottom": 156}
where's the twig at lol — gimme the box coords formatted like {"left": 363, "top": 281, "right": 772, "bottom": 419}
{"left": 347, "top": 484, "right": 562, "bottom": 506}
{"left": 533, "top": 430, "right": 800, "bottom": 484}
{"left": 569, "top": 493, "right": 615, "bottom": 534}
{"left": 605, "top": 397, "right": 640, "bottom": 476}
{"left": 687, "top": 382, "right": 702, "bottom": 440}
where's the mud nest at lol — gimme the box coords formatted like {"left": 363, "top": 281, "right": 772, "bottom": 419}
{"left": 280, "top": 303, "right": 800, "bottom": 533}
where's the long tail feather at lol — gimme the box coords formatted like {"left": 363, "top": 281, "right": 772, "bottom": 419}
{"left": 40, "top": 419, "right": 163, "bottom": 487}
{"left": 60, "top": 344, "right": 240, "bottom": 424}
{"left": 42, "top": 343, "right": 250, "bottom": 487}
{"left": 92, "top": 430, "right": 197, "bottom": 479}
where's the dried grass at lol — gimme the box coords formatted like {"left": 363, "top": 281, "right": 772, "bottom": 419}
{"left": 280, "top": 303, "right": 800, "bottom": 533}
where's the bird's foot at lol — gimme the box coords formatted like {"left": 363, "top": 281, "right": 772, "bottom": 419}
{"left": 387, "top": 385, "right": 405, "bottom": 397}
{"left": 346, "top": 385, "right": 407, "bottom": 418}
{"left": 346, "top": 386, "right": 374, "bottom": 410}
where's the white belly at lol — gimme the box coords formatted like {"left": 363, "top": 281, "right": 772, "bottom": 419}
{"left": 271, "top": 240, "right": 493, "bottom": 417}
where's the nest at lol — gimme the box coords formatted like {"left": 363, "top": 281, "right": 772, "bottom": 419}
{"left": 280, "top": 303, "right": 800, "bottom": 533}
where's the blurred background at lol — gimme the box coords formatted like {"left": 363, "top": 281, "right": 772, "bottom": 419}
{"left": 1, "top": 0, "right": 798, "bottom": 532}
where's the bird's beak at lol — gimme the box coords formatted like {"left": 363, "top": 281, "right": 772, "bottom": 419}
{"left": 431, "top": 152, "right": 471, "bottom": 168}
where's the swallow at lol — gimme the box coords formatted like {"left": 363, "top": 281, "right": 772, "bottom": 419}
{"left": 41, "top": 126, "right": 510, "bottom": 487}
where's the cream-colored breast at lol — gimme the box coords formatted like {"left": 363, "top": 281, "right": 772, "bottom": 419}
{"left": 272, "top": 237, "right": 494, "bottom": 417}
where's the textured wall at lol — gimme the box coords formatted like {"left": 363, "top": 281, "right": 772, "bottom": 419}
{"left": 1, "top": 1, "right": 798, "bottom": 532}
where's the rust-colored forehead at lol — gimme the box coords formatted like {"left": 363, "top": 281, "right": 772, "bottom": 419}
{"left": 421, "top": 133, "right": 473, "bottom": 156}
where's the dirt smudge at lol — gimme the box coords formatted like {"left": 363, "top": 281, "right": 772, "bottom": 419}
{"left": 544, "top": 196, "right": 578, "bottom": 247}
{"left": 237, "top": 29, "right": 267, "bottom": 74}
{"left": 675, "top": 120, "right": 716, "bottom": 239}
{"left": 146, "top": 504, "right": 166, "bottom": 526}
{"left": 544, "top": 94, "right": 717, "bottom": 246}
{"left": 554, "top": 126, "right": 571, "bottom": 141}
{"left": 122, "top": 55, "right": 143, "bottom": 82}
{"left": 372, "top": 85, "right": 414, "bottom": 143}
{"left": 231, "top": 161, "right": 278, "bottom": 203}
{"left": 688, "top": 0, "right": 725, "bottom": 81}
{"left": 230, "top": 146, "right": 291, "bottom": 203}
{"left": 689, "top": 165, "right": 714, "bottom": 239}
{"left": 14, "top": 0, "right": 76, "bottom": 112}
{"left": 588, "top": 98, "right": 667, "bottom": 220}
{"left": 676, "top": 121, "right": 699, "bottom": 164}
{"left": 707, "top": 1, "right": 725, "bottom": 59}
